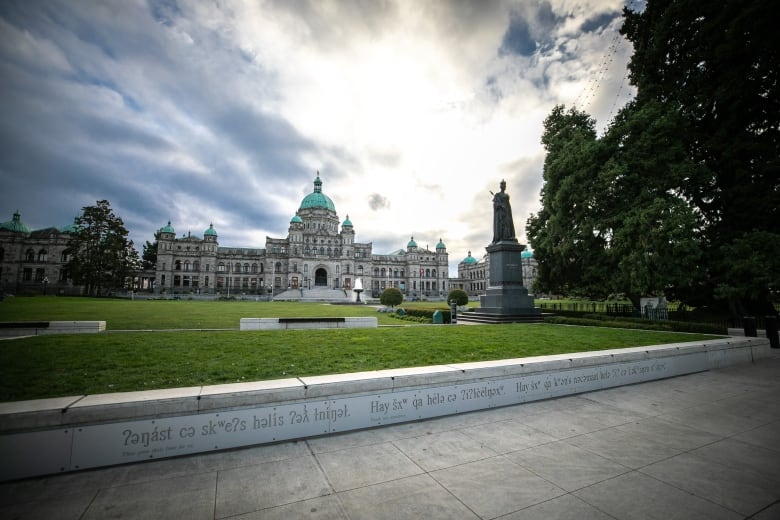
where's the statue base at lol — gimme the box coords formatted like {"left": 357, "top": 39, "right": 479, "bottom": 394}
{"left": 478, "top": 240, "right": 540, "bottom": 316}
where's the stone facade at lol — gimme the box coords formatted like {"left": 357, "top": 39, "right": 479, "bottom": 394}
{"left": 0, "top": 211, "right": 79, "bottom": 296}
{"left": 154, "top": 175, "right": 450, "bottom": 299}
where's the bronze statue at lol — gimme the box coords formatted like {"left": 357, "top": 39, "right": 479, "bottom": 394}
{"left": 491, "top": 179, "right": 516, "bottom": 243}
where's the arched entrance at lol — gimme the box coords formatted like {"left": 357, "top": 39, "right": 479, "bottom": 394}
{"left": 314, "top": 268, "right": 327, "bottom": 286}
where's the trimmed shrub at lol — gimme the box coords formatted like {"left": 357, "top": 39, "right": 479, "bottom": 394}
{"left": 380, "top": 287, "right": 403, "bottom": 308}
{"left": 447, "top": 289, "right": 469, "bottom": 306}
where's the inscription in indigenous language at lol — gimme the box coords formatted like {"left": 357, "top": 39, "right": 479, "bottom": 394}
{"left": 2, "top": 350, "right": 720, "bottom": 480}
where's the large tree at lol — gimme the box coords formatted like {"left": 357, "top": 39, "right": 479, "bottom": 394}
{"left": 141, "top": 231, "right": 160, "bottom": 271}
{"left": 67, "top": 200, "right": 139, "bottom": 296}
{"left": 621, "top": 0, "right": 779, "bottom": 314}
{"left": 527, "top": 105, "right": 606, "bottom": 298}
{"left": 528, "top": 102, "right": 705, "bottom": 308}
{"left": 528, "top": 0, "right": 778, "bottom": 314}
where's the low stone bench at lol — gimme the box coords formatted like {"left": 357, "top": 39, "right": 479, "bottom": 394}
{"left": 240, "top": 317, "right": 377, "bottom": 330}
{"left": 0, "top": 321, "right": 106, "bottom": 338}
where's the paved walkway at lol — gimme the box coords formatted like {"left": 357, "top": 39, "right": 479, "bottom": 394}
{"left": 2, "top": 352, "right": 779, "bottom": 520}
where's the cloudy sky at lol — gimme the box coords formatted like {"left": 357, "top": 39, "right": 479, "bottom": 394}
{"left": 0, "top": 0, "right": 639, "bottom": 273}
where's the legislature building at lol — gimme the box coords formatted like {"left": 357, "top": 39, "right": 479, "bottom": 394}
{"left": 154, "top": 174, "right": 449, "bottom": 299}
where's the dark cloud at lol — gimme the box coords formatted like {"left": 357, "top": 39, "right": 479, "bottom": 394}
{"left": 499, "top": 15, "right": 536, "bottom": 56}
{"left": 581, "top": 11, "right": 619, "bottom": 33}
{"left": 368, "top": 193, "right": 390, "bottom": 211}
{"left": 498, "top": 1, "right": 565, "bottom": 58}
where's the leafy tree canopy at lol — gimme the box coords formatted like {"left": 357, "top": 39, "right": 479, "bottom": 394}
{"left": 528, "top": 0, "right": 778, "bottom": 314}
{"left": 67, "top": 200, "right": 139, "bottom": 296}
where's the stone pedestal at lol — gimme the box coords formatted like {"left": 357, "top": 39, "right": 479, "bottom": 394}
{"left": 478, "top": 241, "right": 540, "bottom": 316}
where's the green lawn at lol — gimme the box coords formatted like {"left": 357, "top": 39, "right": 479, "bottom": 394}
{"left": 0, "top": 297, "right": 722, "bottom": 402}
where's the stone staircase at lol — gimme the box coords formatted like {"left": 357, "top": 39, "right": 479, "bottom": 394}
{"left": 273, "top": 287, "right": 353, "bottom": 303}
{"left": 457, "top": 310, "right": 546, "bottom": 324}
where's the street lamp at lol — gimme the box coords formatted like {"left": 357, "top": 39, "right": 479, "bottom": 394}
{"left": 42, "top": 277, "right": 49, "bottom": 296}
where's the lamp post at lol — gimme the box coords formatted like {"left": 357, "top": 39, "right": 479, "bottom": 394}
{"left": 42, "top": 276, "right": 49, "bottom": 296}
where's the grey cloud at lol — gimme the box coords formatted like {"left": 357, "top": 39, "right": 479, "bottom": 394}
{"left": 581, "top": 11, "right": 619, "bottom": 33}
{"left": 368, "top": 193, "right": 390, "bottom": 211}
{"left": 498, "top": 1, "right": 565, "bottom": 57}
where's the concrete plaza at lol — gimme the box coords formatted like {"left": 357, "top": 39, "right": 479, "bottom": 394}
{"left": 1, "top": 351, "right": 778, "bottom": 519}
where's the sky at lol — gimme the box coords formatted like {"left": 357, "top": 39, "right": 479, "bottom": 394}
{"left": 0, "top": 0, "right": 639, "bottom": 274}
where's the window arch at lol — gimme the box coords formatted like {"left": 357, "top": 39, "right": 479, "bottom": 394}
{"left": 26, "top": 249, "right": 34, "bottom": 262}
{"left": 175, "top": 260, "right": 182, "bottom": 271}
{"left": 37, "top": 249, "right": 47, "bottom": 262}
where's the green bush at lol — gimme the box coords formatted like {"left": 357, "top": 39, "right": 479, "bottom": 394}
{"left": 380, "top": 287, "right": 403, "bottom": 308}
{"left": 447, "top": 289, "right": 469, "bottom": 306}
{"left": 401, "top": 308, "right": 452, "bottom": 323}
{"left": 545, "top": 315, "right": 724, "bottom": 335}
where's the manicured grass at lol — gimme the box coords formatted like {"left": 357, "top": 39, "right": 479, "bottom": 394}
{"left": 0, "top": 296, "right": 401, "bottom": 328}
{"left": 0, "top": 297, "right": 722, "bottom": 402}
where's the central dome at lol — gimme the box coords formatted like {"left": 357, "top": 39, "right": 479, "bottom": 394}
{"left": 299, "top": 173, "right": 336, "bottom": 212}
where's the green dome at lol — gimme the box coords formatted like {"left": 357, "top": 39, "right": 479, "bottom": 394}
{"left": 462, "top": 251, "right": 477, "bottom": 264}
{"left": 407, "top": 236, "right": 417, "bottom": 248}
{"left": 299, "top": 174, "right": 336, "bottom": 212}
{"left": 290, "top": 213, "right": 303, "bottom": 224}
{"left": 161, "top": 221, "right": 175, "bottom": 234}
{"left": 0, "top": 211, "right": 30, "bottom": 233}
{"left": 60, "top": 222, "right": 79, "bottom": 233}
{"left": 436, "top": 238, "right": 446, "bottom": 249}
{"left": 342, "top": 214, "right": 352, "bottom": 227}
{"left": 521, "top": 250, "right": 533, "bottom": 259}
{"left": 204, "top": 223, "right": 218, "bottom": 236}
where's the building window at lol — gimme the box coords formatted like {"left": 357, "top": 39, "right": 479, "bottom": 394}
{"left": 37, "top": 250, "right": 48, "bottom": 262}
{"left": 175, "top": 260, "right": 182, "bottom": 271}
{"left": 218, "top": 263, "right": 225, "bottom": 272}
{"left": 26, "top": 249, "right": 34, "bottom": 262}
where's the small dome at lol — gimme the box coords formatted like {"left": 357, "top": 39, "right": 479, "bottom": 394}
{"left": 436, "top": 238, "right": 446, "bottom": 249}
{"left": 204, "top": 223, "right": 218, "bottom": 236}
{"left": 290, "top": 214, "right": 303, "bottom": 224}
{"left": 161, "top": 221, "right": 175, "bottom": 234}
{"left": 342, "top": 214, "right": 353, "bottom": 227}
{"left": 407, "top": 236, "right": 417, "bottom": 248}
{"left": 521, "top": 250, "right": 533, "bottom": 259}
{"left": 0, "top": 211, "right": 30, "bottom": 233}
{"left": 299, "top": 173, "right": 336, "bottom": 212}
{"left": 462, "top": 251, "right": 477, "bottom": 264}
{"left": 60, "top": 222, "right": 79, "bottom": 233}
